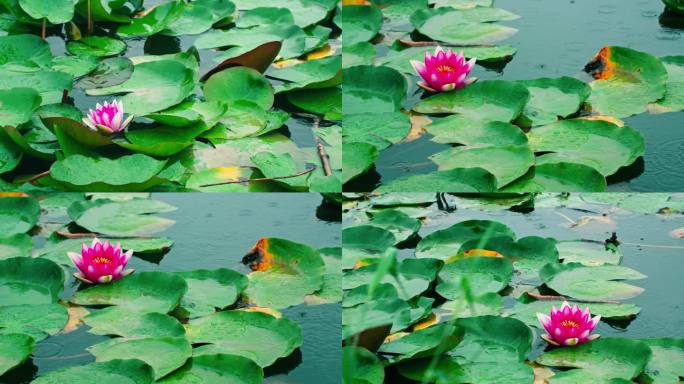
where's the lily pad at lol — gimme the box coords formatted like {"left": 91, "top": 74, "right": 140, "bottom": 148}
{"left": 518, "top": 77, "right": 592, "bottom": 126}
{"left": 243, "top": 238, "right": 325, "bottom": 309}
{"left": 379, "top": 45, "right": 517, "bottom": 74}
{"left": 556, "top": 241, "right": 622, "bottom": 266}
{"left": 412, "top": 7, "right": 519, "bottom": 45}
{"left": 270, "top": 55, "right": 342, "bottom": 93}
{"left": 175, "top": 268, "right": 248, "bottom": 318}
{"left": 343, "top": 141, "right": 378, "bottom": 184}
{"left": 540, "top": 262, "right": 646, "bottom": 301}
{"left": 66, "top": 36, "right": 127, "bottom": 58}
{"left": 376, "top": 168, "right": 498, "bottom": 193}
{"left": 640, "top": 338, "right": 684, "bottom": 384}
{"left": 501, "top": 162, "right": 607, "bottom": 192}
{"left": 436, "top": 256, "right": 513, "bottom": 299}
{"left": 89, "top": 336, "right": 192, "bottom": 380}
{"left": 83, "top": 309, "right": 185, "bottom": 339}
{"left": 18, "top": 0, "right": 75, "bottom": 23}
{"left": 537, "top": 338, "right": 652, "bottom": 382}
{"left": 426, "top": 115, "right": 527, "bottom": 146}
{"left": 343, "top": 112, "right": 410, "bottom": 150}
{"left": 0, "top": 87, "right": 41, "bottom": 128}
{"left": 343, "top": 65, "right": 407, "bottom": 114}
{"left": 342, "top": 346, "right": 384, "bottom": 384}
{"left": 0, "top": 303, "right": 68, "bottom": 341}
{"left": 0, "top": 34, "right": 52, "bottom": 69}
{"left": 431, "top": 145, "right": 535, "bottom": 188}
{"left": 527, "top": 119, "right": 645, "bottom": 176}
{"left": 0, "top": 333, "right": 34, "bottom": 376}
{"left": 340, "top": 5, "right": 383, "bottom": 45}
{"left": 117, "top": 1, "right": 185, "bottom": 38}
{"left": 186, "top": 310, "right": 303, "bottom": 367}
{"left": 414, "top": 80, "right": 530, "bottom": 121}
{"left": 379, "top": 322, "right": 465, "bottom": 364}
{"left": 342, "top": 225, "right": 396, "bottom": 268}
{"left": 586, "top": 46, "right": 668, "bottom": 118}
{"left": 71, "top": 271, "right": 188, "bottom": 313}
{"left": 203, "top": 66, "right": 274, "bottom": 110}
{"left": 508, "top": 300, "right": 641, "bottom": 328}
{"left": 157, "top": 353, "right": 264, "bottom": 384}
{"left": 0, "top": 233, "right": 31, "bottom": 259}
{"left": 651, "top": 56, "right": 684, "bottom": 113}
{"left": 0, "top": 196, "right": 40, "bottom": 235}
{"left": 368, "top": 209, "right": 422, "bottom": 243}
{"left": 416, "top": 219, "right": 515, "bottom": 260}
{"left": 31, "top": 359, "right": 155, "bottom": 384}
{"left": 0, "top": 257, "right": 64, "bottom": 306}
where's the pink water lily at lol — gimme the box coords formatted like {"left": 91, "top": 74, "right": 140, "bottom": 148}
{"left": 83, "top": 100, "right": 133, "bottom": 134}
{"left": 537, "top": 301, "right": 601, "bottom": 346}
{"left": 67, "top": 238, "right": 134, "bottom": 284}
{"left": 411, "top": 47, "right": 477, "bottom": 93}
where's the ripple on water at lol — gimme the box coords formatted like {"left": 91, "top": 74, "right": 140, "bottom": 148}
{"left": 32, "top": 342, "right": 62, "bottom": 358}
{"left": 656, "top": 29, "right": 682, "bottom": 40}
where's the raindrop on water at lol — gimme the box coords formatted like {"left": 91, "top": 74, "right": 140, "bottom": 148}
{"left": 33, "top": 341, "right": 62, "bottom": 358}
{"left": 656, "top": 29, "right": 682, "bottom": 41}
{"left": 641, "top": 10, "right": 658, "bottom": 17}
{"left": 598, "top": 5, "right": 617, "bottom": 14}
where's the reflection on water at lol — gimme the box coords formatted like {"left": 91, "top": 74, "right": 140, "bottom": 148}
{"left": 369, "top": 0, "right": 684, "bottom": 192}
{"left": 1, "top": 193, "right": 341, "bottom": 384}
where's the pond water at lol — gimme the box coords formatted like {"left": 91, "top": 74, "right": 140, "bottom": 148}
{"left": 1, "top": 193, "right": 341, "bottom": 384}
{"left": 357, "top": 0, "right": 684, "bottom": 192}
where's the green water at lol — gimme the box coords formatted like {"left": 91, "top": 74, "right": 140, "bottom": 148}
{"left": 357, "top": 0, "right": 684, "bottom": 192}
{"left": 1, "top": 193, "right": 341, "bottom": 384}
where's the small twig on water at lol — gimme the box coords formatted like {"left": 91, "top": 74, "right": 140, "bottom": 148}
{"left": 41, "top": 18, "right": 47, "bottom": 39}
{"left": 200, "top": 166, "right": 317, "bottom": 187}
{"left": 312, "top": 117, "right": 333, "bottom": 176}
{"left": 526, "top": 292, "right": 620, "bottom": 304}
{"left": 27, "top": 170, "right": 50, "bottom": 185}
{"left": 87, "top": 0, "right": 93, "bottom": 35}
{"left": 61, "top": 89, "right": 69, "bottom": 104}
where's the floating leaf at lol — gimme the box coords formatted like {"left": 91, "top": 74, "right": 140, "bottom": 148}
{"left": 416, "top": 220, "right": 515, "bottom": 260}
{"left": 518, "top": 77, "right": 591, "bottom": 126}
{"left": 0, "top": 34, "right": 52, "bottom": 69}
{"left": 340, "top": 5, "right": 383, "bottom": 45}
{"left": 31, "top": 359, "right": 155, "bottom": 384}
{"left": 502, "top": 162, "right": 607, "bottom": 192}
{"left": 436, "top": 257, "right": 513, "bottom": 299}
{"left": 270, "top": 55, "right": 341, "bottom": 93}
{"left": 203, "top": 67, "right": 274, "bottom": 109}
{"left": 379, "top": 323, "right": 464, "bottom": 364}
{"left": 376, "top": 168, "right": 498, "bottom": 193}
{"left": 0, "top": 233, "right": 31, "bottom": 259}
{"left": 83, "top": 309, "right": 185, "bottom": 339}
{"left": 0, "top": 196, "right": 41, "bottom": 235}
{"left": 343, "top": 112, "right": 410, "bottom": 150}
{"left": 412, "top": 7, "right": 519, "bottom": 45}
{"left": 0, "top": 88, "right": 41, "bottom": 129}
{"left": 527, "top": 119, "right": 645, "bottom": 176}
{"left": 425, "top": 115, "right": 527, "bottom": 146}
{"left": 157, "top": 354, "right": 264, "bottom": 384}
{"left": 66, "top": 36, "right": 127, "bottom": 58}
{"left": 343, "top": 141, "right": 378, "bottom": 184}
{"left": 18, "top": 0, "right": 75, "bottom": 23}
{"left": 556, "top": 241, "right": 622, "bottom": 266}
{"left": 540, "top": 262, "right": 646, "bottom": 301}
{"left": 342, "top": 346, "right": 384, "bottom": 384}
{"left": 243, "top": 238, "right": 324, "bottom": 309}
{"left": 586, "top": 46, "right": 667, "bottom": 118}
{"left": 368, "top": 209, "right": 421, "bottom": 243}
{"left": 175, "top": 268, "right": 248, "bottom": 318}
{"left": 508, "top": 300, "right": 641, "bottom": 328}
{"left": 117, "top": 1, "right": 185, "bottom": 38}
{"left": 651, "top": 55, "right": 684, "bottom": 113}
{"left": 0, "top": 333, "right": 34, "bottom": 376}
{"left": 186, "top": 310, "right": 303, "bottom": 367}
{"left": 0, "top": 257, "right": 64, "bottom": 306}
{"left": 380, "top": 45, "right": 517, "bottom": 74}
{"left": 640, "top": 338, "right": 684, "bottom": 384}
{"left": 343, "top": 65, "right": 407, "bottom": 114}
{"left": 89, "top": 336, "right": 192, "bottom": 380}
{"left": 0, "top": 303, "right": 68, "bottom": 341}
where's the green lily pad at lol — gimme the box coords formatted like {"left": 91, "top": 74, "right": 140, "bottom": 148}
{"left": 286, "top": 87, "right": 342, "bottom": 120}
{"left": 117, "top": 1, "right": 185, "bottom": 38}
{"left": 456, "top": 235, "right": 559, "bottom": 276}
{"left": 0, "top": 68, "right": 72, "bottom": 105}
{"left": 518, "top": 77, "right": 592, "bottom": 126}
{"left": 70, "top": 198, "right": 175, "bottom": 237}
{"left": 414, "top": 80, "right": 530, "bottom": 121}
{"left": 416, "top": 219, "right": 515, "bottom": 260}
{"left": 344, "top": 257, "right": 443, "bottom": 300}
{"left": 90, "top": 337, "right": 191, "bottom": 380}
{"left": 540, "top": 262, "right": 646, "bottom": 301}
{"left": 270, "top": 56, "right": 342, "bottom": 93}
{"left": 161, "top": 0, "right": 229, "bottom": 36}
{"left": 343, "top": 65, "right": 407, "bottom": 114}
{"left": 0, "top": 303, "right": 68, "bottom": 341}
{"left": 342, "top": 346, "right": 384, "bottom": 384}
{"left": 0, "top": 257, "right": 64, "bottom": 306}
{"left": 343, "top": 141, "right": 378, "bottom": 184}
{"left": 51, "top": 55, "right": 99, "bottom": 78}
{"left": 66, "top": 36, "right": 127, "bottom": 58}
{"left": 186, "top": 310, "right": 303, "bottom": 367}
{"left": 48, "top": 154, "right": 182, "bottom": 192}
{"left": 86, "top": 59, "right": 195, "bottom": 115}
{"left": 380, "top": 45, "right": 517, "bottom": 75}
{"left": 412, "top": 7, "right": 519, "bottom": 45}
{"left": 157, "top": 353, "right": 264, "bottom": 384}
{"left": 342, "top": 225, "right": 396, "bottom": 268}
{"left": 537, "top": 338, "right": 652, "bottom": 382}
{"left": 527, "top": 119, "right": 645, "bottom": 176}
{"left": 343, "top": 112, "right": 410, "bottom": 150}
{"left": 556, "top": 241, "right": 622, "bottom": 266}
{"left": 426, "top": 115, "right": 527, "bottom": 146}
{"left": 0, "top": 34, "right": 52, "bottom": 69}
{"left": 0, "top": 88, "right": 41, "bottom": 129}
{"left": 379, "top": 322, "right": 465, "bottom": 364}
{"left": 441, "top": 292, "right": 503, "bottom": 318}
{"left": 174, "top": 268, "right": 248, "bottom": 318}
{"left": 508, "top": 300, "right": 641, "bottom": 328}
{"left": 203, "top": 66, "right": 274, "bottom": 110}
{"left": 431, "top": 145, "right": 535, "bottom": 188}
{"left": 340, "top": 5, "right": 383, "bottom": 45}
{"left": 243, "top": 238, "right": 325, "bottom": 309}
{"left": 74, "top": 0, "right": 132, "bottom": 23}
{"left": 436, "top": 257, "right": 513, "bottom": 299}
{"left": 71, "top": 271, "right": 188, "bottom": 313}
{"left": 0, "top": 196, "right": 40, "bottom": 235}
{"left": 231, "top": 0, "right": 327, "bottom": 27}
{"left": 0, "top": 129, "right": 23, "bottom": 174}
{"left": 31, "top": 359, "right": 155, "bottom": 384}
{"left": 342, "top": 42, "right": 375, "bottom": 68}
{"left": 0, "top": 233, "right": 31, "bottom": 259}
{"left": 75, "top": 57, "right": 134, "bottom": 90}
{"left": 342, "top": 297, "right": 412, "bottom": 338}
{"left": 376, "top": 168, "right": 498, "bottom": 193}
{"left": 83, "top": 308, "right": 185, "bottom": 339}
{"left": 586, "top": 46, "right": 668, "bottom": 118}
{"left": 652, "top": 56, "right": 684, "bottom": 113}
{"left": 18, "top": 0, "right": 74, "bottom": 23}
{"left": 501, "top": 162, "right": 607, "bottom": 192}
{"left": 431, "top": 0, "right": 493, "bottom": 9}
{"left": 37, "top": 236, "right": 174, "bottom": 266}
{"left": 146, "top": 100, "right": 227, "bottom": 127}
{"left": 640, "top": 338, "right": 684, "bottom": 384}
{"left": 368, "top": 209, "right": 422, "bottom": 243}
{"left": 0, "top": 333, "right": 34, "bottom": 376}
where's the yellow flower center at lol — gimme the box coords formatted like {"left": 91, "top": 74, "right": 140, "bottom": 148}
{"left": 93, "top": 256, "right": 111, "bottom": 264}
{"left": 561, "top": 320, "right": 580, "bottom": 328}
{"left": 436, "top": 65, "right": 454, "bottom": 73}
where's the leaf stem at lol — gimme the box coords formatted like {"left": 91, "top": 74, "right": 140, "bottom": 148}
{"left": 41, "top": 18, "right": 46, "bottom": 39}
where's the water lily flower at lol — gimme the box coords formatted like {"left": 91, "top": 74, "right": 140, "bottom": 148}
{"left": 411, "top": 47, "right": 477, "bottom": 93}
{"left": 67, "top": 238, "right": 134, "bottom": 284}
{"left": 83, "top": 100, "right": 133, "bottom": 134}
{"left": 537, "top": 301, "right": 601, "bottom": 346}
